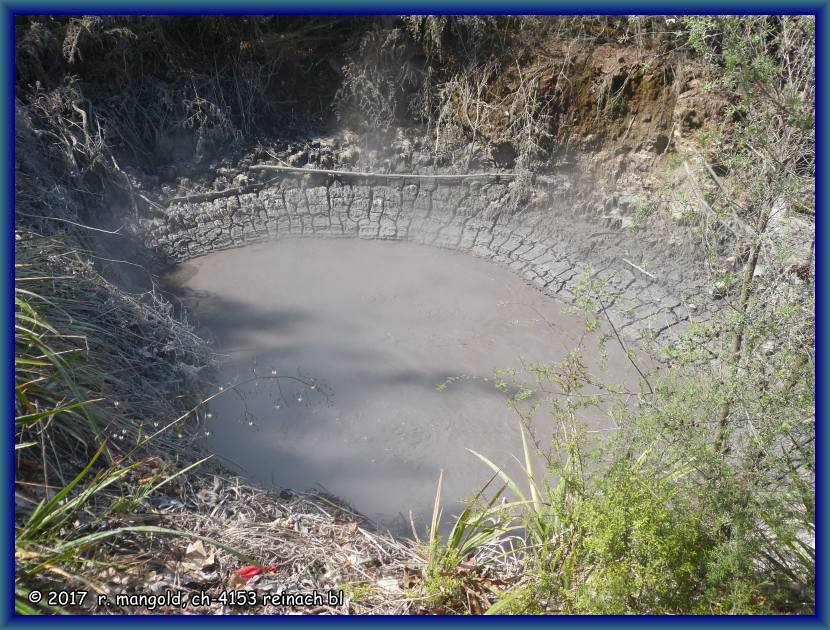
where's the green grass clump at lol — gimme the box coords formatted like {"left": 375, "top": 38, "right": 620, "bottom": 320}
{"left": 14, "top": 232, "right": 245, "bottom": 614}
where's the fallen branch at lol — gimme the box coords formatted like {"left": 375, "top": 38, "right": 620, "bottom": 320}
{"left": 621, "top": 257, "right": 656, "bottom": 280}
{"left": 165, "top": 166, "right": 515, "bottom": 207}
{"left": 167, "top": 177, "right": 281, "bottom": 205}
{"left": 683, "top": 160, "right": 755, "bottom": 238}
{"left": 622, "top": 114, "right": 636, "bottom": 142}
{"left": 16, "top": 210, "right": 125, "bottom": 236}
{"left": 598, "top": 297, "right": 654, "bottom": 396}
{"left": 248, "top": 164, "right": 517, "bottom": 181}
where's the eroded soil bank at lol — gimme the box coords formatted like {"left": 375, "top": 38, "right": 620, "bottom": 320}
{"left": 167, "top": 238, "right": 639, "bottom": 533}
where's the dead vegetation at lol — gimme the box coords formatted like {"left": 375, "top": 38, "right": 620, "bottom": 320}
{"left": 65, "top": 474, "right": 425, "bottom": 615}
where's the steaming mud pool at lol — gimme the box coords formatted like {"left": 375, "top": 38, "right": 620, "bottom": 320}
{"left": 167, "top": 238, "right": 637, "bottom": 535}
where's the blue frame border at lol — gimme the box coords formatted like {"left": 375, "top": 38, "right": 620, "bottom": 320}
{"left": 2, "top": 3, "right": 827, "bottom": 628}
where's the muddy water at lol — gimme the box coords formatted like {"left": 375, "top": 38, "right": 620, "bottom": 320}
{"left": 167, "top": 238, "right": 637, "bottom": 535}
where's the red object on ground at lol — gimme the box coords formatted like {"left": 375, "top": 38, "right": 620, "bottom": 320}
{"left": 234, "top": 564, "right": 278, "bottom": 581}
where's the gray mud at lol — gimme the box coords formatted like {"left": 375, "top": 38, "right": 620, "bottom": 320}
{"left": 167, "top": 238, "right": 640, "bottom": 534}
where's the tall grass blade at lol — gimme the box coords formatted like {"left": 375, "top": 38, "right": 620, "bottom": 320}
{"left": 429, "top": 469, "right": 444, "bottom": 557}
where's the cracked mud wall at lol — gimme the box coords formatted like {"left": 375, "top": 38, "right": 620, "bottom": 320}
{"left": 138, "top": 170, "right": 710, "bottom": 347}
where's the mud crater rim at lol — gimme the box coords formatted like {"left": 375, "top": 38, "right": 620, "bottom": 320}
{"left": 144, "top": 172, "right": 697, "bottom": 352}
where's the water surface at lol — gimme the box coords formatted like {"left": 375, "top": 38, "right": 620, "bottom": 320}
{"left": 167, "top": 238, "right": 636, "bottom": 534}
